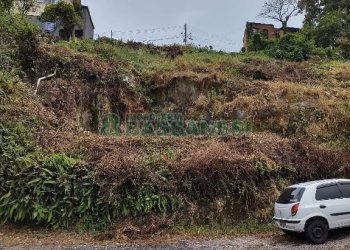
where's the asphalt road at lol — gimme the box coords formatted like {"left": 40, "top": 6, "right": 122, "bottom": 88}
{"left": 2, "top": 228, "right": 350, "bottom": 250}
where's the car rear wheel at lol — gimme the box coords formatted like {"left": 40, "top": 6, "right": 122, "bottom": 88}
{"left": 305, "top": 219, "right": 328, "bottom": 244}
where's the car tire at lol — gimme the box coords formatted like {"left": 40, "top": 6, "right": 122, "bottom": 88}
{"left": 304, "top": 219, "right": 329, "bottom": 244}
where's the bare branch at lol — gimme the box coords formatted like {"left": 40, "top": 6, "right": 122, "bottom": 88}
{"left": 258, "top": 0, "right": 300, "bottom": 29}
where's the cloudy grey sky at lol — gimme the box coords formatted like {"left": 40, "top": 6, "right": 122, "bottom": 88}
{"left": 82, "top": 0, "right": 304, "bottom": 52}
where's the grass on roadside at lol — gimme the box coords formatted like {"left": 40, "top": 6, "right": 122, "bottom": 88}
{"left": 172, "top": 219, "right": 278, "bottom": 238}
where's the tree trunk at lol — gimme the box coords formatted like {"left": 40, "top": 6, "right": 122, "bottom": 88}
{"left": 282, "top": 21, "right": 288, "bottom": 31}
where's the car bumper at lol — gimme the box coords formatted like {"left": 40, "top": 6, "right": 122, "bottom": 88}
{"left": 273, "top": 217, "right": 304, "bottom": 232}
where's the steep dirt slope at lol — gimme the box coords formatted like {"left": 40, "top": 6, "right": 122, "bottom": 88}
{"left": 1, "top": 39, "right": 349, "bottom": 233}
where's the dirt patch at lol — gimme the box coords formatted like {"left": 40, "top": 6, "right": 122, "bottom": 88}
{"left": 33, "top": 43, "right": 148, "bottom": 132}
{"left": 151, "top": 72, "right": 219, "bottom": 109}
{"left": 239, "top": 59, "right": 316, "bottom": 83}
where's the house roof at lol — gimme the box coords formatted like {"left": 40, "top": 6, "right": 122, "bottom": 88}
{"left": 246, "top": 22, "right": 275, "bottom": 27}
{"left": 246, "top": 22, "right": 300, "bottom": 32}
{"left": 284, "top": 27, "right": 300, "bottom": 32}
{"left": 81, "top": 5, "right": 95, "bottom": 29}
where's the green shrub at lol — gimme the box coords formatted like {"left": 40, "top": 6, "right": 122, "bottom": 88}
{"left": 247, "top": 33, "right": 271, "bottom": 52}
{"left": 40, "top": 1, "right": 81, "bottom": 41}
{"left": 0, "top": 125, "right": 112, "bottom": 230}
{"left": 0, "top": 9, "right": 39, "bottom": 75}
{"left": 312, "top": 47, "right": 343, "bottom": 60}
{"left": 0, "top": 123, "right": 180, "bottom": 230}
{"left": 268, "top": 33, "right": 314, "bottom": 61}
{"left": 0, "top": 152, "right": 111, "bottom": 230}
{"left": 336, "top": 37, "right": 350, "bottom": 59}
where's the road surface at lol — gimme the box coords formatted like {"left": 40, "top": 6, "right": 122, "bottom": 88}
{"left": 1, "top": 228, "right": 350, "bottom": 249}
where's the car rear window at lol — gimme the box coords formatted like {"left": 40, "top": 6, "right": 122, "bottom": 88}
{"left": 339, "top": 182, "right": 350, "bottom": 198}
{"left": 316, "top": 184, "right": 342, "bottom": 200}
{"left": 277, "top": 187, "right": 305, "bottom": 204}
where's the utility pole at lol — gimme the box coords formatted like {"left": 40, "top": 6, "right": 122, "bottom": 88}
{"left": 183, "top": 24, "right": 192, "bottom": 45}
{"left": 111, "top": 30, "right": 113, "bottom": 40}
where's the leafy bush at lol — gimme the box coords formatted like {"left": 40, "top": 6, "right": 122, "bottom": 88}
{"left": 336, "top": 37, "right": 350, "bottom": 59}
{"left": 0, "top": 8, "right": 39, "bottom": 76}
{"left": 40, "top": 1, "right": 81, "bottom": 41}
{"left": 268, "top": 33, "right": 314, "bottom": 61}
{"left": 247, "top": 33, "right": 272, "bottom": 52}
{"left": 0, "top": 123, "right": 181, "bottom": 230}
{"left": 0, "top": 12, "right": 19, "bottom": 73}
{"left": 2, "top": 163, "right": 108, "bottom": 230}
{"left": 311, "top": 47, "right": 343, "bottom": 60}
{"left": 0, "top": 152, "right": 111, "bottom": 230}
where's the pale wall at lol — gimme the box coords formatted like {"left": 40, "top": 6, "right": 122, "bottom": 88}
{"left": 28, "top": 0, "right": 74, "bottom": 16}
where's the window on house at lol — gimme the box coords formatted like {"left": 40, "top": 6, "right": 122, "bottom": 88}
{"left": 44, "top": 22, "right": 56, "bottom": 32}
{"left": 75, "top": 29, "right": 83, "bottom": 38}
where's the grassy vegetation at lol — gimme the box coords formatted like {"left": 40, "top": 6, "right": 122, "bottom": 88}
{"left": 0, "top": 11, "right": 349, "bottom": 237}
{"left": 173, "top": 219, "right": 277, "bottom": 237}
{"left": 58, "top": 39, "right": 269, "bottom": 81}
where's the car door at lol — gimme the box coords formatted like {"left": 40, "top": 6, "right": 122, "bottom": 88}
{"left": 337, "top": 182, "right": 350, "bottom": 227}
{"left": 314, "top": 183, "right": 348, "bottom": 229}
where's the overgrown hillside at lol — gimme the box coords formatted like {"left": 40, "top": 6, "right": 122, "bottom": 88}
{"left": 32, "top": 39, "right": 350, "bottom": 149}
{"left": 1, "top": 22, "right": 350, "bottom": 235}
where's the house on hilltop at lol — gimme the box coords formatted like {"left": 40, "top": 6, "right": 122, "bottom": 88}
{"left": 28, "top": 0, "right": 94, "bottom": 39}
{"left": 242, "top": 22, "right": 299, "bottom": 51}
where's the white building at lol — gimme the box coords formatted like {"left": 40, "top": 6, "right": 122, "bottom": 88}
{"left": 28, "top": 0, "right": 94, "bottom": 39}
{"left": 28, "top": 0, "right": 74, "bottom": 16}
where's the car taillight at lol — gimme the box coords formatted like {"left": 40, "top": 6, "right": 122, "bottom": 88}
{"left": 291, "top": 203, "right": 299, "bottom": 216}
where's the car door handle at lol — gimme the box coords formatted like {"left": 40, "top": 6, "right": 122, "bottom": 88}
{"left": 320, "top": 205, "right": 327, "bottom": 209}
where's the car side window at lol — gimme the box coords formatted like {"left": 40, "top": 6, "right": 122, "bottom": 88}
{"left": 316, "top": 184, "right": 343, "bottom": 201}
{"left": 339, "top": 182, "right": 350, "bottom": 198}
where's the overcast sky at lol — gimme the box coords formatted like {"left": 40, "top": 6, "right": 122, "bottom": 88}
{"left": 82, "top": 0, "right": 304, "bottom": 52}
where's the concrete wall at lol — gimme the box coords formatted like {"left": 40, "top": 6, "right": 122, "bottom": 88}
{"left": 81, "top": 6, "right": 94, "bottom": 39}
{"left": 243, "top": 22, "right": 279, "bottom": 50}
{"left": 28, "top": 0, "right": 74, "bottom": 16}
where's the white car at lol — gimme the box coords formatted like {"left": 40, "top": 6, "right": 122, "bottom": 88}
{"left": 274, "top": 179, "right": 350, "bottom": 244}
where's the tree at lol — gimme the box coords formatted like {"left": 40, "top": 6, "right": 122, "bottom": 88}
{"left": 39, "top": 1, "right": 81, "bottom": 41}
{"left": 299, "top": 0, "right": 350, "bottom": 24}
{"left": 0, "top": 0, "right": 14, "bottom": 12}
{"left": 0, "top": 0, "right": 35, "bottom": 14}
{"left": 14, "top": 0, "right": 36, "bottom": 14}
{"left": 313, "top": 11, "right": 349, "bottom": 48}
{"left": 259, "top": 0, "right": 300, "bottom": 30}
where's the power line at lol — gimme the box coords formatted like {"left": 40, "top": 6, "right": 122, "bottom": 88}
{"left": 96, "top": 24, "right": 237, "bottom": 51}
{"left": 112, "top": 25, "right": 182, "bottom": 36}
{"left": 190, "top": 25, "right": 237, "bottom": 46}
{"left": 143, "top": 35, "right": 182, "bottom": 43}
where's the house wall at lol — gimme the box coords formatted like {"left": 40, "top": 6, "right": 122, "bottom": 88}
{"left": 243, "top": 22, "right": 279, "bottom": 50}
{"left": 243, "top": 22, "right": 300, "bottom": 51}
{"left": 28, "top": 0, "right": 74, "bottom": 16}
{"left": 81, "top": 6, "right": 94, "bottom": 39}
{"left": 250, "top": 23, "right": 278, "bottom": 40}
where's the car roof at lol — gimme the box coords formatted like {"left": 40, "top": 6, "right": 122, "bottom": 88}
{"left": 290, "top": 179, "right": 350, "bottom": 188}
